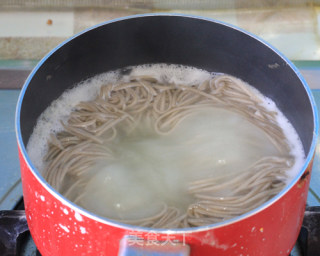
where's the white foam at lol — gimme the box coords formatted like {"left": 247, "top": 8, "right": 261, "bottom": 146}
{"left": 128, "top": 64, "right": 211, "bottom": 85}
{"left": 275, "top": 112, "right": 305, "bottom": 181}
{"left": 251, "top": 87, "right": 306, "bottom": 182}
{"left": 27, "top": 71, "right": 120, "bottom": 172}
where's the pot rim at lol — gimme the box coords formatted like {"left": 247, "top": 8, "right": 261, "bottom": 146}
{"left": 15, "top": 13, "right": 319, "bottom": 234}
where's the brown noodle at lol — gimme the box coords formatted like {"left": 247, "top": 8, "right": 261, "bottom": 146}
{"left": 44, "top": 74, "right": 293, "bottom": 228}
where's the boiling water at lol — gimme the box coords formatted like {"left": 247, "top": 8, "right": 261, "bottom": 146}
{"left": 79, "top": 108, "right": 280, "bottom": 219}
{"left": 27, "top": 64, "right": 305, "bottom": 222}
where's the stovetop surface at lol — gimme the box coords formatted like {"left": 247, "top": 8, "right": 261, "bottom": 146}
{"left": 1, "top": 62, "right": 320, "bottom": 256}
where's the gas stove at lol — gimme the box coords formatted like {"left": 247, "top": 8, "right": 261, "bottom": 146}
{"left": 0, "top": 199, "right": 39, "bottom": 256}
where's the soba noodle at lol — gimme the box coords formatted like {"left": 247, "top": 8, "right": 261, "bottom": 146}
{"left": 43, "top": 73, "right": 295, "bottom": 228}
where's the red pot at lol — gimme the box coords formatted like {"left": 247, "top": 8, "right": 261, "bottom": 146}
{"left": 16, "top": 14, "right": 318, "bottom": 256}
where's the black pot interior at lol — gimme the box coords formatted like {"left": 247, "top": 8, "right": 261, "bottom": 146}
{"left": 20, "top": 15, "right": 315, "bottom": 156}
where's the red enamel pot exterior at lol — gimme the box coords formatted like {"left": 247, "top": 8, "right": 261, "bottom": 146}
{"left": 16, "top": 14, "right": 318, "bottom": 256}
